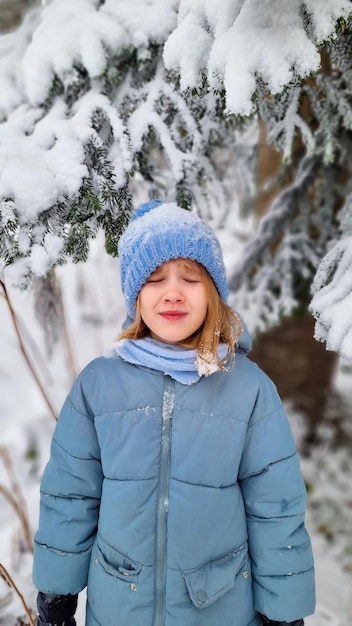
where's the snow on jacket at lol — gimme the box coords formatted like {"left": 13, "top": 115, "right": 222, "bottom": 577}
{"left": 33, "top": 332, "right": 315, "bottom": 626}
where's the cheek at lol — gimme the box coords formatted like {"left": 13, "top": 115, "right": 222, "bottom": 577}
{"left": 138, "top": 291, "right": 149, "bottom": 319}
{"left": 201, "top": 286, "right": 208, "bottom": 307}
{"left": 196, "top": 290, "right": 208, "bottom": 318}
{"left": 200, "top": 304, "right": 208, "bottom": 321}
{"left": 139, "top": 288, "right": 157, "bottom": 319}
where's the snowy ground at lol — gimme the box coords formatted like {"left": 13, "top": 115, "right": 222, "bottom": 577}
{"left": 0, "top": 236, "right": 351, "bottom": 625}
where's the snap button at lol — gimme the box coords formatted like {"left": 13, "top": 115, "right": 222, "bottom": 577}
{"left": 243, "top": 570, "right": 249, "bottom": 579}
{"left": 197, "top": 590, "right": 208, "bottom": 603}
{"left": 130, "top": 583, "right": 137, "bottom": 592}
{"left": 93, "top": 558, "right": 98, "bottom": 565}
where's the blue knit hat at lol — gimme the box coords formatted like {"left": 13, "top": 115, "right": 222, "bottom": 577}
{"left": 118, "top": 200, "right": 229, "bottom": 318}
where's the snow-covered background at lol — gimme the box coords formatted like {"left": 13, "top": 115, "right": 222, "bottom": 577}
{"left": 2, "top": 0, "right": 352, "bottom": 359}
{"left": 1, "top": 1, "right": 352, "bottom": 624}
{"left": 1, "top": 233, "right": 352, "bottom": 625}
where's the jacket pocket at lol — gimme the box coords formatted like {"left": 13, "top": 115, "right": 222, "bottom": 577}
{"left": 183, "top": 543, "right": 249, "bottom": 610}
{"left": 95, "top": 536, "right": 142, "bottom": 582}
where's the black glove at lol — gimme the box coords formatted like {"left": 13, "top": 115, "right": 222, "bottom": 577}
{"left": 36, "top": 591, "right": 78, "bottom": 626}
{"left": 261, "top": 616, "right": 304, "bottom": 626}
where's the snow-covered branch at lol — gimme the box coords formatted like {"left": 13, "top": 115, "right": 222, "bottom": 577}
{"left": 164, "top": 0, "right": 352, "bottom": 115}
{"left": 1, "top": 0, "right": 352, "bottom": 359}
{"left": 228, "top": 156, "right": 319, "bottom": 291}
{"left": 310, "top": 236, "right": 352, "bottom": 359}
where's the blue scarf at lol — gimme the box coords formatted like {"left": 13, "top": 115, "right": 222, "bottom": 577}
{"left": 113, "top": 337, "right": 229, "bottom": 385}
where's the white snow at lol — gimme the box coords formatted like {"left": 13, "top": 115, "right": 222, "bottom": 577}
{"left": 22, "top": 0, "right": 128, "bottom": 106}
{"left": 0, "top": 0, "right": 348, "bottom": 226}
{"left": 163, "top": 0, "right": 347, "bottom": 115}
{"left": 310, "top": 237, "right": 352, "bottom": 359}
{"left": 304, "top": 0, "right": 352, "bottom": 42}
{"left": 29, "top": 234, "right": 64, "bottom": 277}
{"left": 0, "top": 100, "right": 88, "bottom": 220}
{"left": 163, "top": 11, "right": 213, "bottom": 91}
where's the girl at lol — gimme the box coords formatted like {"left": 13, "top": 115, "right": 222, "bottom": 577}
{"left": 33, "top": 200, "right": 315, "bottom": 626}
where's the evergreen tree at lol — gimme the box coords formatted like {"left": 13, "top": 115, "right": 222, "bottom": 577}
{"left": 230, "top": 23, "right": 352, "bottom": 360}
{"left": 0, "top": 0, "right": 351, "bottom": 357}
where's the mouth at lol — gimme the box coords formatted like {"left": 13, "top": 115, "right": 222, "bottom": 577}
{"left": 159, "top": 311, "right": 187, "bottom": 321}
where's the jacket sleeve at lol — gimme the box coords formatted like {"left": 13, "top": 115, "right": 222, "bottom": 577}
{"left": 33, "top": 372, "right": 103, "bottom": 595}
{"left": 238, "top": 371, "right": 315, "bottom": 622}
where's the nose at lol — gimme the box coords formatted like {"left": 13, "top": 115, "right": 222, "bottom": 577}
{"left": 162, "top": 281, "right": 184, "bottom": 303}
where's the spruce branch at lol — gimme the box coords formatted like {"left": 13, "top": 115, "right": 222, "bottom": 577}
{"left": 229, "top": 155, "right": 321, "bottom": 292}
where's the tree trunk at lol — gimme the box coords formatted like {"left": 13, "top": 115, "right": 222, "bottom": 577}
{"left": 250, "top": 312, "right": 339, "bottom": 445}
{"left": 252, "top": 118, "right": 340, "bottom": 447}
{"left": 0, "top": 0, "right": 39, "bottom": 33}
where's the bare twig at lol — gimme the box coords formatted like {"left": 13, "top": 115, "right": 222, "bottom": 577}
{"left": 0, "top": 280, "right": 58, "bottom": 420}
{"left": 0, "top": 448, "right": 33, "bottom": 553}
{"left": 0, "top": 563, "right": 35, "bottom": 626}
{"left": 0, "top": 485, "right": 33, "bottom": 554}
{"left": 0, "top": 448, "right": 28, "bottom": 513}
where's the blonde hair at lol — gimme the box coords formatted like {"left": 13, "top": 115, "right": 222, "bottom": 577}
{"left": 118, "top": 263, "right": 242, "bottom": 370}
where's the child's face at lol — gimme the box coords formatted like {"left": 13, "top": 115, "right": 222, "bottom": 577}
{"left": 139, "top": 258, "right": 208, "bottom": 345}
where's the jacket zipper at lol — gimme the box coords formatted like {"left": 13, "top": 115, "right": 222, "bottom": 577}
{"left": 152, "top": 377, "right": 175, "bottom": 626}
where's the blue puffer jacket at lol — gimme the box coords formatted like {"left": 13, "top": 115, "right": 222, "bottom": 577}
{"left": 33, "top": 331, "right": 315, "bottom": 626}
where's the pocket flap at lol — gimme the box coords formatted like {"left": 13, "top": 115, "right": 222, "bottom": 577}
{"left": 183, "top": 544, "right": 247, "bottom": 609}
{"left": 96, "top": 536, "right": 142, "bottom": 581}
